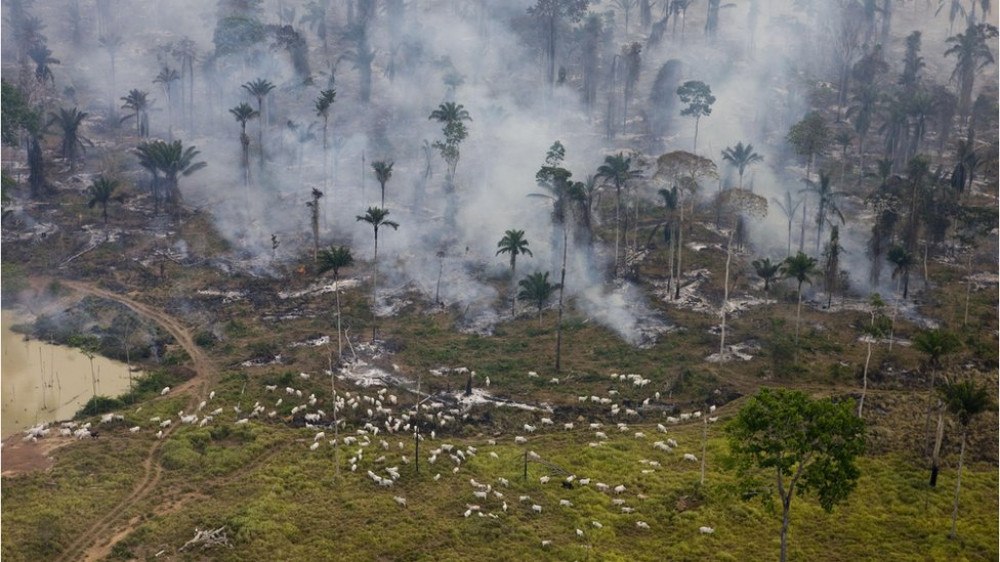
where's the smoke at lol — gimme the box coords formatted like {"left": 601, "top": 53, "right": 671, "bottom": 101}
{"left": 19, "top": 0, "right": 977, "bottom": 345}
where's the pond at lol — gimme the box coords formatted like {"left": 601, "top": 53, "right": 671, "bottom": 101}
{"left": 2, "top": 309, "right": 139, "bottom": 439}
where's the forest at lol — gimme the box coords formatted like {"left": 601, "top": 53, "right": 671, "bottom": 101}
{"left": 0, "top": 0, "right": 997, "bottom": 560}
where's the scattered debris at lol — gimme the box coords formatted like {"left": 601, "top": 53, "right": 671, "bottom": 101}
{"left": 179, "top": 526, "right": 231, "bottom": 551}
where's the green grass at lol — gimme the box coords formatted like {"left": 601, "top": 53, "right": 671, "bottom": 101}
{"left": 20, "top": 417, "right": 992, "bottom": 562}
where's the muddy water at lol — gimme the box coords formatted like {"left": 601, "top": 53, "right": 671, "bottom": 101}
{"left": 1, "top": 310, "right": 139, "bottom": 438}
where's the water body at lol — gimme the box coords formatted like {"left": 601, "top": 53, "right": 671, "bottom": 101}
{"left": 1, "top": 310, "right": 139, "bottom": 439}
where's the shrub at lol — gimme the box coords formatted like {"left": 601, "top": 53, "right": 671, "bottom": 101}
{"left": 77, "top": 395, "right": 124, "bottom": 417}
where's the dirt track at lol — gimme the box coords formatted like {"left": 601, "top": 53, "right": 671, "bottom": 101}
{"left": 45, "top": 280, "right": 217, "bottom": 562}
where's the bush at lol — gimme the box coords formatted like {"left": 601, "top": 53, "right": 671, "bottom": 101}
{"left": 194, "top": 330, "right": 218, "bottom": 348}
{"left": 77, "top": 395, "right": 125, "bottom": 417}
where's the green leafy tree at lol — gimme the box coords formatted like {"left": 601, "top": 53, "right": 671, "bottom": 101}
{"left": 752, "top": 257, "right": 781, "bottom": 292}
{"left": 86, "top": 176, "right": 122, "bottom": 227}
{"left": 518, "top": 271, "right": 560, "bottom": 325}
{"left": 317, "top": 245, "right": 354, "bottom": 359}
{"left": 721, "top": 141, "right": 763, "bottom": 190}
{"left": 726, "top": 388, "right": 866, "bottom": 562}
{"left": 596, "top": 152, "right": 644, "bottom": 275}
{"left": 371, "top": 160, "right": 394, "bottom": 207}
{"left": 496, "top": 229, "right": 534, "bottom": 317}
{"left": 356, "top": 207, "right": 399, "bottom": 339}
{"left": 46, "top": 107, "right": 92, "bottom": 171}
{"left": 940, "top": 380, "right": 992, "bottom": 538}
{"left": 1, "top": 80, "right": 40, "bottom": 147}
{"left": 429, "top": 102, "right": 472, "bottom": 187}
{"left": 782, "top": 251, "right": 818, "bottom": 355}
{"left": 676, "top": 80, "right": 715, "bottom": 152}
{"left": 786, "top": 111, "right": 831, "bottom": 181}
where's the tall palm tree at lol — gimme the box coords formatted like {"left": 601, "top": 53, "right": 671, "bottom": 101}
{"left": 800, "top": 171, "right": 846, "bottom": 253}
{"left": 229, "top": 102, "right": 259, "bottom": 187}
{"left": 153, "top": 67, "right": 180, "bottom": 139}
{"left": 914, "top": 327, "right": 963, "bottom": 474}
{"left": 242, "top": 78, "right": 275, "bottom": 168}
{"left": 944, "top": 23, "right": 998, "bottom": 122}
{"left": 300, "top": 1, "right": 330, "bottom": 54}
{"left": 170, "top": 37, "right": 198, "bottom": 130}
{"left": 317, "top": 245, "right": 354, "bottom": 359}
{"left": 782, "top": 251, "right": 818, "bottom": 356}
{"left": 772, "top": 191, "right": 802, "bottom": 257}
{"left": 940, "top": 380, "right": 992, "bottom": 539}
{"left": 315, "top": 89, "right": 336, "bottom": 187}
{"left": 47, "top": 107, "right": 92, "bottom": 171}
{"left": 344, "top": 22, "right": 376, "bottom": 103}
{"left": 120, "top": 89, "right": 151, "bottom": 137}
{"left": 98, "top": 33, "right": 124, "bottom": 117}
{"left": 888, "top": 245, "right": 915, "bottom": 299}
{"left": 752, "top": 257, "right": 781, "bottom": 292}
{"left": 371, "top": 160, "right": 394, "bottom": 207}
{"left": 847, "top": 83, "right": 880, "bottom": 175}
{"left": 518, "top": 271, "right": 560, "bottom": 325}
{"left": 658, "top": 186, "right": 679, "bottom": 294}
{"left": 356, "top": 207, "right": 399, "bottom": 339}
{"left": 721, "top": 141, "right": 763, "bottom": 190}
{"left": 596, "top": 152, "right": 644, "bottom": 276}
{"left": 86, "top": 176, "right": 122, "bottom": 227}
{"left": 496, "top": 229, "right": 534, "bottom": 317}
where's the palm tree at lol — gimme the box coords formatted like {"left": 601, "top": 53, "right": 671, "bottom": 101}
{"left": 356, "top": 207, "right": 399, "bottom": 339}
{"left": 800, "top": 171, "right": 846, "bottom": 253}
{"left": 752, "top": 257, "right": 781, "bottom": 292}
{"left": 888, "top": 245, "right": 915, "bottom": 299}
{"left": 47, "top": 107, "right": 92, "bottom": 171}
{"left": 229, "top": 102, "right": 259, "bottom": 187}
{"left": 317, "top": 245, "right": 354, "bottom": 359}
{"left": 120, "top": 89, "right": 151, "bottom": 137}
{"left": 300, "top": 1, "right": 329, "bottom": 54}
{"left": 315, "top": 89, "right": 336, "bottom": 187}
{"left": 429, "top": 101, "right": 472, "bottom": 124}
{"left": 596, "top": 152, "right": 644, "bottom": 276}
{"left": 658, "top": 186, "right": 679, "bottom": 294}
{"left": 772, "top": 191, "right": 802, "bottom": 257}
{"left": 344, "top": 22, "right": 375, "bottom": 103}
{"left": 371, "top": 160, "right": 394, "bottom": 207}
{"left": 98, "top": 33, "right": 124, "bottom": 117}
{"left": 721, "top": 141, "right": 763, "bottom": 190}
{"left": 944, "top": 23, "right": 998, "bottom": 122}
{"left": 170, "top": 37, "right": 198, "bottom": 130}
{"left": 153, "top": 67, "right": 180, "bottom": 139}
{"left": 134, "top": 140, "right": 206, "bottom": 214}
{"left": 27, "top": 44, "right": 59, "bottom": 85}
{"left": 914, "top": 328, "right": 963, "bottom": 471}
{"left": 496, "top": 229, "right": 534, "bottom": 317}
{"left": 518, "top": 271, "right": 560, "bottom": 325}
{"left": 847, "top": 83, "right": 880, "bottom": 174}
{"left": 242, "top": 78, "right": 275, "bottom": 167}
{"left": 940, "top": 380, "right": 992, "bottom": 539}
{"left": 782, "top": 251, "right": 818, "bottom": 356}
{"left": 86, "top": 176, "right": 122, "bottom": 227}
{"left": 307, "top": 188, "right": 324, "bottom": 261}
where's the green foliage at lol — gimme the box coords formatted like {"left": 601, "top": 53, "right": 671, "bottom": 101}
{"left": 517, "top": 271, "right": 560, "bottom": 316}
{"left": 676, "top": 80, "right": 716, "bottom": 119}
{"left": 77, "top": 395, "right": 125, "bottom": 417}
{"left": 940, "top": 380, "right": 992, "bottom": 427}
{"left": 317, "top": 245, "right": 354, "bottom": 277}
{"left": 912, "top": 329, "right": 962, "bottom": 368}
{"left": 194, "top": 330, "right": 218, "bottom": 348}
{"left": 213, "top": 16, "right": 265, "bottom": 57}
{"left": 496, "top": 229, "right": 533, "bottom": 270}
{"left": 1, "top": 80, "right": 40, "bottom": 145}
{"left": 786, "top": 111, "right": 831, "bottom": 162}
